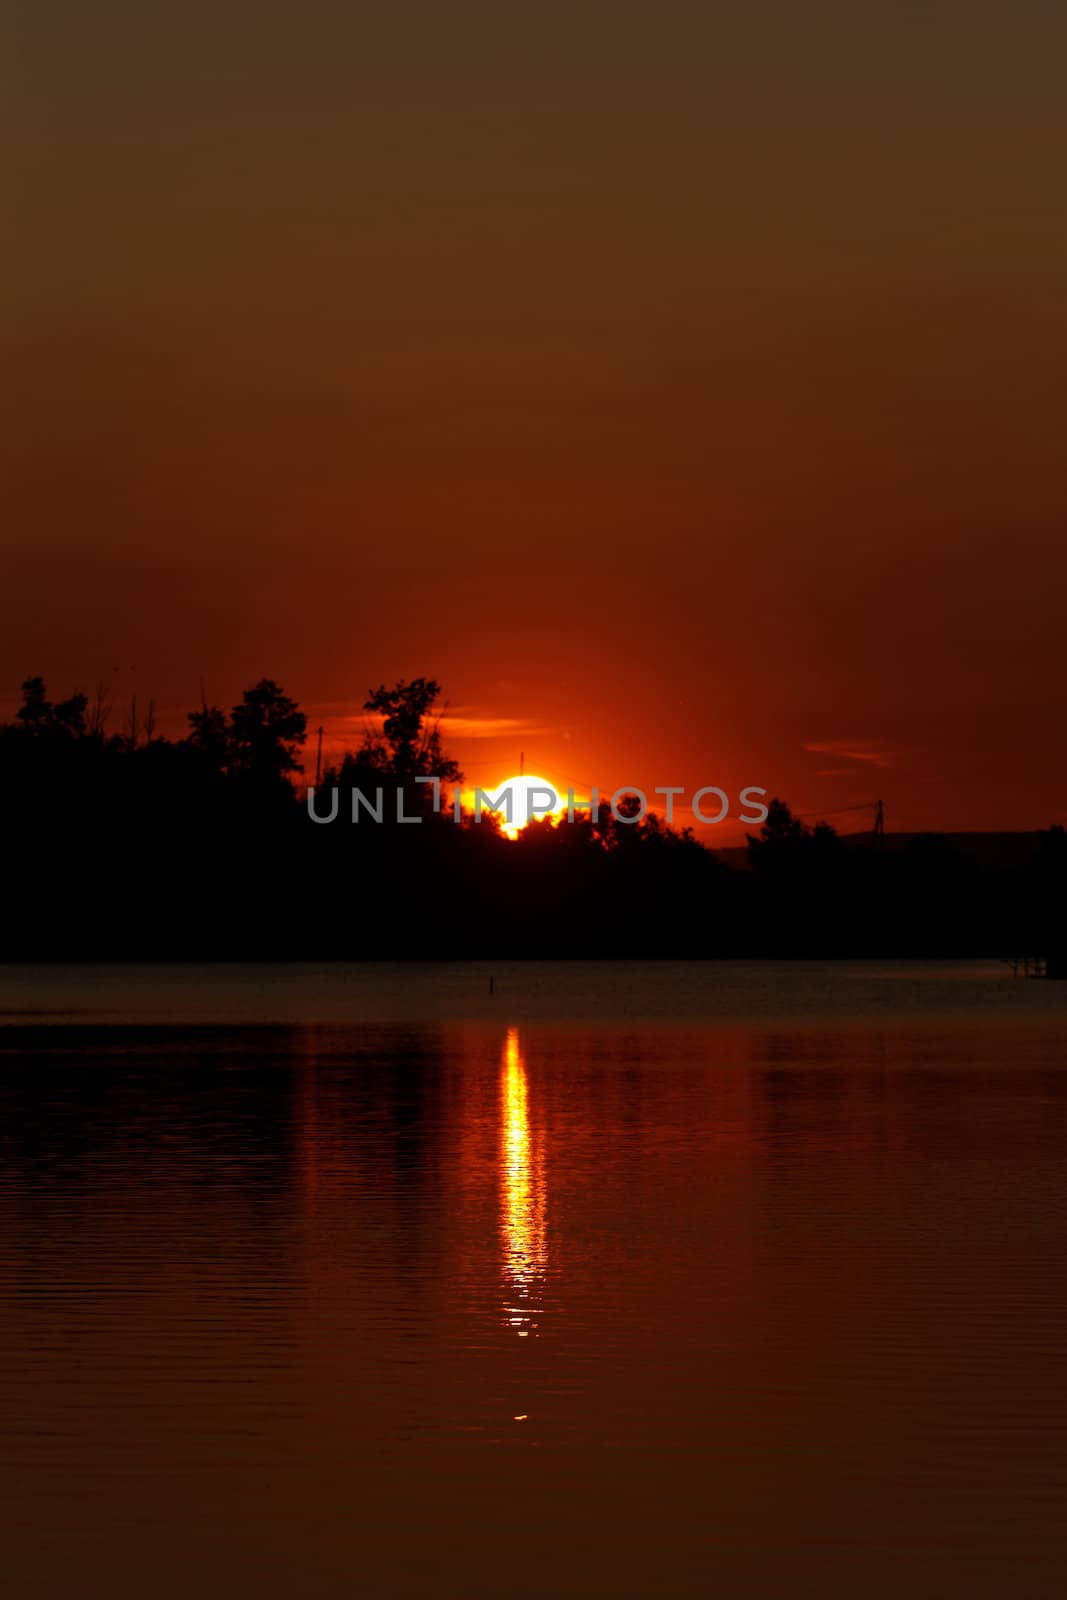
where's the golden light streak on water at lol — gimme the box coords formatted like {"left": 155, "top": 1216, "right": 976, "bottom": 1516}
{"left": 500, "top": 1026, "right": 547, "bottom": 1335}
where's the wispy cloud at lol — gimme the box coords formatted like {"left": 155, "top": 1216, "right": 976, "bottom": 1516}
{"left": 804, "top": 740, "right": 901, "bottom": 770}
{"left": 440, "top": 713, "right": 552, "bottom": 740}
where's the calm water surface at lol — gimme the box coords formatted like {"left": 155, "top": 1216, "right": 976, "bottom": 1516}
{"left": 1, "top": 962, "right": 1065, "bottom": 1598}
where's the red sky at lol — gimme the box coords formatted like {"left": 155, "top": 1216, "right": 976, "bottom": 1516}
{"left": 6, "top": 1, "right": 1066, "bottom": 839}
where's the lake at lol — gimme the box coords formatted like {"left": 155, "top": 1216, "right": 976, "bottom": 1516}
{"left": 1, "top": 962, "right": 1065, "bottom": 1598}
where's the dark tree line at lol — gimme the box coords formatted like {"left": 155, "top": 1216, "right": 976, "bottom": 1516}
{"left": 1, "top": 673, "right": 1062, "bottom": 961}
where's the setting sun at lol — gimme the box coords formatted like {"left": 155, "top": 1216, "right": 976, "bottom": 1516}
{"left": 477, "top": 775, "right": 566, "bottom": 839}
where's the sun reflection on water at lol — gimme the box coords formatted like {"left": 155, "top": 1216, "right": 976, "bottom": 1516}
{"left": 500, "top": 1027, "right": 547, "bottom": 1336}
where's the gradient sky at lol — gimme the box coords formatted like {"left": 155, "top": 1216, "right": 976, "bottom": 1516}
{"left": 6, "top": 1, "right": 1066, "bottom": 835}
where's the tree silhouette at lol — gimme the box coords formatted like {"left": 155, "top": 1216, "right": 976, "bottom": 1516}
{"left": 361, "top": 677, "right": 461, "bottom": 786}
{"left": 229, "top": 679, "right": 307, "bottom": 781}
{"left": 15, "top": 675, "right": 88, "bottom": 739}
{"left": 323, "top": 677, "right": 462, "bottom": 822}
{"left": 186, "top": 704, "right": 231, "bottom": 772}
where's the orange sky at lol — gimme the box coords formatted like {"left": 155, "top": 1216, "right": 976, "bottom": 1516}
{"left": 5, "top": 1, "right": 1066, "bottom": 838}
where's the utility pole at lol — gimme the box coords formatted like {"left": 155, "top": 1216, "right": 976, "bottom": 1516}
{"left": 873, "top": 798, "right": 884, "bottom": 847}
{"left": 315, "top": 725, "right": 324, "bottom": 786}
{"left": 519, "top": 751, "right": 524, "bottom": 777}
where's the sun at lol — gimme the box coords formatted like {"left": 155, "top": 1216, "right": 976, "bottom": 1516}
{"left": 477, "top": 774, "right": 566, "bottom": 839}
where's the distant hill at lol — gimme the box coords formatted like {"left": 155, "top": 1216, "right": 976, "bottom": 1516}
{"left": 715, "top": 830, "right": 1049, "bottom": 871}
